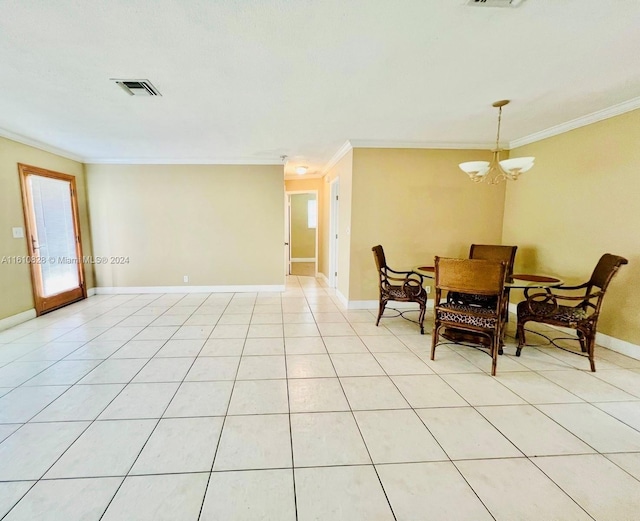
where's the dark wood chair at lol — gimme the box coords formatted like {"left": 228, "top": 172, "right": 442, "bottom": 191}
{"left": 447, "top": 244, "right": 517, "bottom": 310}
{"left": 372, "top": 245, "right": 427, "bottom": 334}
{"left": 431, "top": 257, "right": 508, "bottom": 376}
{"left": 516, "top": 253, "right": 628, "bottom": 372}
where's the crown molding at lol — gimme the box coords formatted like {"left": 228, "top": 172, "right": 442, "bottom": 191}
{"left": 85, "top": 157, "right": 284, "bottom": 165}
{"left": 347, "top": 139, "right": 495, "bottom": 150}
{"left": 322, "top": 140, "right": 354, "bottom": 175}
{"left": 0, "top": 128, "right": 84, "bottom": 162}
{"left": 509, "top": 96, "right": 640, "bottom": 149}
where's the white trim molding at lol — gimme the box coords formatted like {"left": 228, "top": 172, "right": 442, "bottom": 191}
{"left": 335, "top": 290, "right": 349, "bottom": 309}
{"left": 510, "top": 96, "right": 640, "bottom": 149}
{"left": 595, "top": 332, "right": 640, "bottom": 361}
{"left": 317, "top": 272, "right": 330, "bottom": 286}
{"left": 0, "top": 128, "right": 83, "bottom": 162}
{"left": 348, "top": 139, "right": 494, "bottom": 150}
{"left": 322, "top": 141, "right": 353, "bottom": 175}
{"left": 95, "top": 285, "right": 285, "bottom": 295}
{"left": 291, "top": 258, "right": 315, "bottom": 263}
{"left": 0, "top": 308, "right": 37, "bottom": 332}
{"left": 86, "top": 157, "right": 284, "bottom": 165}
{"left": 87, "top": 287, "right": 97, "bottom": 297}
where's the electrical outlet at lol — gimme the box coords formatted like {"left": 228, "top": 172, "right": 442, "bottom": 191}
{"left": 425, "top": 285, "right": 431, "bottom": 294}
{"left": 183, "top": 275, "right": 189, "bottom": 283}
{"left": 12, "top": 227, "right": 24, "bottom": 239}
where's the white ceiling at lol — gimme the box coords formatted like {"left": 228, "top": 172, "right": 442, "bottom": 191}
{"left": 1, "top": 0, "right": 640, "bottom": 175}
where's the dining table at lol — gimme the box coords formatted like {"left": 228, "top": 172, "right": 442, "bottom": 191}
{"left": 412, "top": 266, "right": 564, "bottom": 291}
{"left": 412, "top": 265, "right": 564, "bottom": 352}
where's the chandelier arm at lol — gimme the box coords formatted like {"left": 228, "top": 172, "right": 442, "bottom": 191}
{"left": 495, "top": 106, "right": 503, "bottom": 150}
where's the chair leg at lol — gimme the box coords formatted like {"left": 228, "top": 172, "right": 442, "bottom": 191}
{"left": 376, "top": 299, "right": 387, "bottom": 327}
{"left": 588, "top": 335, "right": 596, "bottom": 372}
{"left": 491, "top": 335, "right": 498, "bottom": 376}
{"left": 418, "top": 301, "right": 426, "bottom": 335}
{"left": 577, "top": 331, "right": 588, "bottom": 353}
{"left": 516, "top": 320, "right": 526, "bottom": 357}
{"left": 430, "top": 324, "right": 439, "bottom": 361}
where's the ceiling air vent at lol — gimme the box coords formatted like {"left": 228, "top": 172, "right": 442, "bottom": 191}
{"left": 112, "top": 79, "right": 162, "bottom": 96}
{"left": 466, "top": 0, "right": 524, "bottom": 7}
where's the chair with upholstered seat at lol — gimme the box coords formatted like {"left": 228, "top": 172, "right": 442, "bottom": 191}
{"left": 431, "top": 256, "right": 508, "bottom": 376}
{"left": 372, "top": 245, "right": 427, "bottom": 334}
{"left": 447, "top": 244, "right": 517, "bottom": 311}
{"left": 516, "top": 253, "right": 628, "bottom": 372}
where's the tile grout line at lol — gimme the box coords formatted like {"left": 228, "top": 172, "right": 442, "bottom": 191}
{"left": 94, "top": 292, "right": 227, "bottom": 521}
{"left": 0, "top": 295, "right": 167, "bottom": 521}
{"left": 283, "top": 278, "right": 300, "bottom": 521}
{"left": 378, "top": 313, "right": 500, "bottom": 520}
{"left": 195, "top": 292, "right": 254, "bottom": 521}
{"left": 318, "top": 292, "right": 399, "bottom": 521}
{"left": 1, "top": 280, "right": 640, "bottom": 519}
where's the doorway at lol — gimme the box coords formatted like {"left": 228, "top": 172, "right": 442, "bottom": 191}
{"left": 285, "top": 191, "right": 318, "bottom": 277}
{"left": 18, "top": 164, "right": 86, "bottom": 315}
{"left": 328, "top": 178, "right": 339, "bottom": 288}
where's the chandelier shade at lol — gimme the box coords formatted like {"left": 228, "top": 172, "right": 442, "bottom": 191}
{"left": 460, "top": 100, "right": 535, "bottom": 184}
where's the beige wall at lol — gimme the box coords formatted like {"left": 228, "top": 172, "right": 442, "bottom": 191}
{"left": 0, "top": 137, "right": 94, "bottom": 321}
{"left": 322, "top": 151, "right": 354, "bottom": 298}
{"left": 285, "top": 178, "right": 325, "bottom": 272}
{"left": 289, "top": 193, "right": 316, "bottom": 259}
{"left": 503, "top": 109, "right": 640, "bottom": 346}
{"left": 86, "top": 164, "right": 284, "bottom": 288}
{"left": 349, "top": 148, "right": 504, "bottom": 301}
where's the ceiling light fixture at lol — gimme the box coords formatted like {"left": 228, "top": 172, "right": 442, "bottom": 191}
{"left": 459, "top": 100, "right": 534, "bottom": 184}
{"left": 295, "top": 166, "right": 308, "bottom": 175}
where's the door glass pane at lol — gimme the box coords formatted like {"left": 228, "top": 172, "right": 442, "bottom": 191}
{"left": 29, "top": 175, "right": 79, "bottom": 296}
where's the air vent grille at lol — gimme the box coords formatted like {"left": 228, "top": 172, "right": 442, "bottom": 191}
{"left": 112, "top": 79, "right": 161, "bottom": 96}
{"left": 466, "top": 0, "right": 524, "bottom": 7}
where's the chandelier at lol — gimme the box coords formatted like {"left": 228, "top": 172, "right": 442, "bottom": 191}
{"left": 459, "top": 100, "right": 534, "bottom": 184}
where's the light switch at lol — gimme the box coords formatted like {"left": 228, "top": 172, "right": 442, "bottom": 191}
{"left": 12, "top": 227, "right": 24, "bottom": 239}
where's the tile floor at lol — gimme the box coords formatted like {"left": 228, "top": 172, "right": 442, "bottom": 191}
{"left": 1, "top": 276, "right": 640, "bottom": 520}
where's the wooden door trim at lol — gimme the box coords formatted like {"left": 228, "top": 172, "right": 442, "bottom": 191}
{"left": 17, "top": 163, "right": 87, "bottom": 315}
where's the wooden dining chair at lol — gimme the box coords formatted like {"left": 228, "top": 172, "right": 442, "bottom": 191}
{"left": 516, "top": 253, "right": 628, "bottom": 372}
{"left": 372, "top": 245, "right": 428, "bottom": 334}
{"left": 431, "top": 257, "right": 508, "bottom": 376}
{"left": 447, "top": 244, "right": 517, "bottom": 311}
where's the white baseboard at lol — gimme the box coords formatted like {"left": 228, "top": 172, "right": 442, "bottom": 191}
{"left": 508, "top": 303, "right": 640, "bottom": 361}
{"left": 0, "top": 308, "right": 37, "bottom": 331}
{"left": 595, "top": 332, "right": 640, "bottom": 360}
{"left": 317, "top": 272, "right": 330, "bottom": 286}
{"left": 95, "top": 284, "right": 286, "bottom": 295}
{"left": 335, "top": 290, "right": 348, "bottom": 308}
{"left": 291, "top": 258, "right": 315, "bottom": 263}
{"left": 87, "top": 287, "right": 97, "bottom": 297}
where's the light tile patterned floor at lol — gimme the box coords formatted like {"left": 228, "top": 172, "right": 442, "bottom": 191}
{"left": 1, "top": 276, "right": 640, "bottom": 520}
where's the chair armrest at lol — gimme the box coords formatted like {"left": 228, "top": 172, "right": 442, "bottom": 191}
{"left": 551, "top": 291, "right": 604, "bottom": 302}
{"left": 523, "top": 291, "right": 559, "bottom": 315}
{"left": 557, "top": 282, "right": 589, "bottom": 291}
{"left": 523, "top": 290, "right": 603, "bottom": 316}
{"left": 386, "top": 267, "right": 415, "bottom": 276}
{"left": 382, "top": 269, "right": 425, "bottom": 288}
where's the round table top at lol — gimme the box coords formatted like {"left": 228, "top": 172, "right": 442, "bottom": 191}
{"left": 412, "top": 266, "right": 564, "bottom": 289}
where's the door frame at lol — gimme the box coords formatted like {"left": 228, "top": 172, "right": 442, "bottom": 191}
{"left": 18, "top": 163, "right": 87, "bottom": 315}
{"left": 328, "top": 178, "right": 339, "bottom": 288}
{"left": 285, "top": 190, "right": 319, "bottom": 277}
